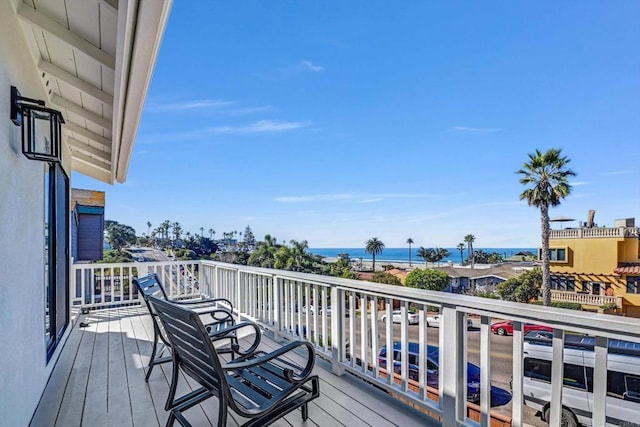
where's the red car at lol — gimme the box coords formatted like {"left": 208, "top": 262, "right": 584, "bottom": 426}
{"left": 491, "top": 320, "right": 552, "bottom": 336}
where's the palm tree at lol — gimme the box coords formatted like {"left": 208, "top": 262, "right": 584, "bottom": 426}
{"left": 464, "top": 234, "right": 475, "bottom": 269}
{"left": 436, "top": 247, "right": 450, "bottom": 266}
{"left": 365, "top": 237, "right": 385, "bottom": 272}
{"left": 417, "top": 247, "right": 429, "bottom": 267}
{"left": 146, "top": 221, "right": 152, "bottom": 236}
{"left": 208, "top": 228, "right": 214, "bottom": 239}
{"left": 457, "top": 243, "right": 465, "bottom": 265}
{"left": 517, "top": 148, "right": 575, "bottom": 306}
{"left": 406, "top": 238, "right": 414, "bottom": 266}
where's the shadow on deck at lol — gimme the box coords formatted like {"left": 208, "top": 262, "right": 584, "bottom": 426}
{"left": 30, "top": 307, "right": 439, "bottom": 427}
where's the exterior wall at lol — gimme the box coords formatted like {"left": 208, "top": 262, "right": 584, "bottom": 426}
{"left": 0, "top": 3, "right": 73, "bottom": 425}
{"left": 550, "top": 231, "right": 640, "bottom": 316}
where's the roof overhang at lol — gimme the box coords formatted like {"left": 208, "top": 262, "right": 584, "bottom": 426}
{"left": 15, "top": 0, "right": 173, "bottom": 184}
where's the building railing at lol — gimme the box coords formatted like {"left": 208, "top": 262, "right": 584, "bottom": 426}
{"left": 550, "top": 226, "right": 639, "bottom": 239}
{"left": 551, "top": 290, "right": 623, "bottom": 308}
{"left": 72, "top": 260, "right": 640, "bottom": 427}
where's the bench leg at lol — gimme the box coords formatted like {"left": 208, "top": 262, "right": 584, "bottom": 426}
{"left": 217, "top": 395, "right": 228, "bottom": 427}
{"left": 301, "top": 403, "right": 309, "bottom": 421}
{"left": 165, "top": 358, "right": 180, "bottom": 410}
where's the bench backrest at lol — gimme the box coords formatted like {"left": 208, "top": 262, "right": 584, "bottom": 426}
{"left": 133, "top": 273, "right": 169, "bottom": 302}
{"left": 147, "top": 295, "right": 227, "bottom": 392}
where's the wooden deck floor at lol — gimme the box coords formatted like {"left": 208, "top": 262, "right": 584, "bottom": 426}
{"left": 30, "top": 307, "right": 439, "bottom": 427}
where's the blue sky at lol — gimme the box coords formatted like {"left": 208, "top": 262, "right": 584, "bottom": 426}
{"left": 72, "top": 1, "right": 640, "bottom": 248}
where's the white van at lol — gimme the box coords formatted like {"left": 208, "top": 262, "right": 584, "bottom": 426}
{"left": 522, "top": 335, "right": 640, "bottom": 427}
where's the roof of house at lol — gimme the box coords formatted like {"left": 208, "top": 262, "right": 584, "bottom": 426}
{"left": 614, "top": 264, "right": 640, "bottom": 275}
{"left": 71, "top": 188, "right": 105, "bottom": 209}
{"left": 15, "top": 0, "right": 173, "bottom": 184}
{"left": 432, "top": 263, "right": 535, "bottom": 280}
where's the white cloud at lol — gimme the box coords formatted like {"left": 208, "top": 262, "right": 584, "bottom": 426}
{"left": 448, "top": 126, "right": 501, "bottom": 134}
{"left": 229, "top": 106, "right": 274, "bottom": 115}
{"left": 300, "top": 60, "right": 325, "bottom": 72}
{"left": 275, "top": 194, "right": 353, "bottom": 203}
{"left": 279, "top": 60, "right": 325, "bottom": 77}
{"left": 570, "top": 181, "right": 589, "bottom": 186}
{"left": 274, "top": 192, "right": 458, "bottom": 204}
{"left": 148, "top": 99, "right": 235, "bottom": 111}
{"left": 598, "top": 170, "right": 636, "bottom": 176}
{"left": 209, "top": 120, "right": 310, "bottom": 135}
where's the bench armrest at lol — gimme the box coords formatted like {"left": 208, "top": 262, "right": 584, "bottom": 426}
{"left": 223, "top": 340, "right": 315, "bottom": 383}
{"left": 209, "top": 321, "right": 261, "bottom": 355}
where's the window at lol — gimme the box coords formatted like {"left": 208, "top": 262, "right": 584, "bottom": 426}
{"left": 44, "top": 163, "right": 69, "bottom": 362}
{"left": 627, "top": 277, "right": 640, "bottom": 294}
{"left": 551, "top": 276, "right": 575, "bottom": 291}
{"left": 550, "top": 248, "right": 567, "bottom": 262}
{"left": 524, "top": 358, "right": 587, "bottom": 389}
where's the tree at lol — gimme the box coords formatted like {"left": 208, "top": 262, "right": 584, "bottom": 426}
{"left": 464, "top": 234, "right": 476, "bottom": 268}
{"left": 435, "top": 247, "right": 450, "bottom": 266}
{"left": 517, "top": 148, "right": 575, "bottom": 306}
{"left": 405, "top": 269, "right": 450, "bottom": 291}
{"left": 457, "top": 243, "right": 465, "bottom": 264}
{"left": 417, "top": 247, "right": 429, "bottom": 266}
{"left": 365, "top": 237, "right": 385, "bottom": 272}
{"left": 104, "top": 220, "right": 136, "bottom": 251}
{"left": 406, "top": 238, "right": 414, "bottom": 267}
{"left": 243, "top": 225, "right": 256, "bottom": 251}
{"left": 208, "top": 228, "right": 214, "bottom": 239}
{"left": 496, "top": 268, "right": 542, "bottom": 303}
{"left": 146, "top": 221, "right": 152, "bottom": 236}
{"left": 248, "top": 234, "right": 281, "bottom": 268}
{"left": 172, "top": 222, "right": 182, "bottom": 244}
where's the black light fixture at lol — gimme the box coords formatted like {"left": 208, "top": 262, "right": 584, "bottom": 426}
{"left": 11, "top": 85, "right": 65, "bottom": 162}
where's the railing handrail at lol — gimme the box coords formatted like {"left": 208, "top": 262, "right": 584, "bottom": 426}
{"left": 199, "top": 260, "right": 640, "bottom": 341}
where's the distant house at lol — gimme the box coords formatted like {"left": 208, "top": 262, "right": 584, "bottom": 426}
{"left": 547, "top": 217, "right": 639, "bottom": 316}
{"left": 432, "top": 264, "right": 534, "bottom": 294}
{"left": 71, "top": 189, "right": 105, "bottom": 262}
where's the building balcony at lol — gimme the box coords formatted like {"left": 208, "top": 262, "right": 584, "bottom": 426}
{"left": 549, "top": 226, "right": 639, "bottom": 240}
{"left": 34, "top": 260, "right": 640, "bottom": 426}
{"left": 551, "top": 290, "right": 623, "bottom": 308}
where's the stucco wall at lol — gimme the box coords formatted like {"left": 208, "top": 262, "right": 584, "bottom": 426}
{"left": 0, "top": 2, "right": 72, "bottom": 424}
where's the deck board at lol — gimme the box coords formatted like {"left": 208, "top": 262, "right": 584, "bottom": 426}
{"left": 31, "top": 307, "right": 439, "bottom": 427}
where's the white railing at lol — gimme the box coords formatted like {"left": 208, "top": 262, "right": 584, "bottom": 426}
{"left": 551, "top": 290, "right": 623, "bottom": 308}
{"left": 72, "top": 260, "right": 640, "bottom": 427}
{"left": 550, "top": 226, "right": 639, "bottom": 239}
{"left": 71, "top": 260, "right": 201, "bottom": 308}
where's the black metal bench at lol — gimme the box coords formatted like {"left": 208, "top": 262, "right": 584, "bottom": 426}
{"left": 133, "top": 273, "right": 238, "bottom": 380}
{"left": 148, "top": 295, "right": 320, "bottom": 427}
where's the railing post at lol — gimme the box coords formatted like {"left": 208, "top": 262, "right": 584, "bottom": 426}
{"left": 439, "top": 305, "right": 465, "bottom": 426}
{"left": 272, "top": 276, "right": 282, "bottom": 342}
{"left": 331, "top": 286, "right": 345, "bottom": 376}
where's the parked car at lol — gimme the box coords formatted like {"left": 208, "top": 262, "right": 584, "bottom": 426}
{"left": 491, "top": 320, "right": 553, "bottom": 336}
{"left": 425, "top": 314, "right": 474, "bottom": 329}
{"left": 381, "top": 310, "right": 419, "bottom": 325}
{"left": 379, "top": 341, "right": 512, "bottom": 407}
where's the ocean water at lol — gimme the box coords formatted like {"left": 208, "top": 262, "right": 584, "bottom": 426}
{"left": 309, "top": 247, "right": 537, "bottom": 264}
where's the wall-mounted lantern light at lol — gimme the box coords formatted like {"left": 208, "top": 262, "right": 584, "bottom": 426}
{"left": 11, "top": 86, "right": 65, "bottom": 162}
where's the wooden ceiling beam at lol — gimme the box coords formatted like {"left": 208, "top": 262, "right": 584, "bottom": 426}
{"left": 67, "top": 137, "right": 111, "bottom": 163}
{"left": 39, "top": 60, "right": 114, "bottom": 106}
{"left": 63, "top": 122, "right": 112, "bottom": 151}
{"left": 52, "top": 95, "right": 112, "bottom": 130}
{"left": 17, "top": 5, "right": 115, "bottom": 69}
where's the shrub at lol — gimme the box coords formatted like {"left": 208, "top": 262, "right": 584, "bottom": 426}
{"left": 371, "top": 271, "right": 402, "bottom": 286}
{"left": 600, "top": 302, "right": 618, "bottom": 311}
{"left": 532, "top": 301, "right": 582, "bottom": 311}
{"left": 405, "top": 269, "right": 450, "bottom": 291}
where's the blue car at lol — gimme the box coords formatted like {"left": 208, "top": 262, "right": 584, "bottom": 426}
{"left": 379, "top": 341, "right": 512, "bottom": 407}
